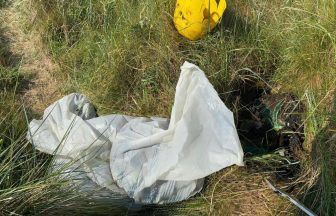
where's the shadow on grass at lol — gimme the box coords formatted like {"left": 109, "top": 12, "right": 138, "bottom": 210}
{"left": 0, "top": 26, "right": 34, "bottom": 93}
{"left": 0, "top": 27, "right": 21, "bottom": 68}
{"left": 213, "top": 0, "right": 256, "bottom": 41}
{"left": 0, "top": 0, "right": 11, "bottom": 9}
{"left": 0, "top": 0, "right": 33, "bottom": 93}
{"left": 219, "top": 7, "right": 253, "bottom": 39}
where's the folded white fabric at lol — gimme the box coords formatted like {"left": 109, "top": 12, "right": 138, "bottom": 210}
{"left": 28, "top": 61, "right": 244, "bottom": 204}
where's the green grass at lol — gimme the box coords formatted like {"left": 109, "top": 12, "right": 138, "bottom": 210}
{"left": 0, "top": 26, "right": 67, "bottom": 214}
{"left": 0, "top": 0, "right": 335, "bottom": 215}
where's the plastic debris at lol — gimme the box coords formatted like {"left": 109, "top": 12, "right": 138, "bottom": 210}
{"left": 174, "top": 0, "right": 227, "bottom": 40}
{"left": 27, "top": 61, "right": 243, "bottom": 204}
{"left": 266, "top": 179, "right": 316, "bottom": 216}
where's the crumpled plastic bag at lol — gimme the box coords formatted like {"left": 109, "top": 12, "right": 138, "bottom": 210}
{"left": 27, "top": 61, "right": 244, "bottom": 204}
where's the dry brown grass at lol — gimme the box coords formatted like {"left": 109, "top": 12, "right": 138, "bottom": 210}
{"left": 180, "top": 167, "right": 296, "bottom": 216}
{"left": 1, "top": 3, "right": 62, "bottom": 114}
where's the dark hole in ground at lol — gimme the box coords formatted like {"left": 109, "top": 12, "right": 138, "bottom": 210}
{"left": 232, "top": 80, "right": 305, "bottom": 180}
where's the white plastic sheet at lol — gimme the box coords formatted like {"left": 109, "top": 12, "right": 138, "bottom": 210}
{"left": 28, "top": 61, "right": 244, "bottom": 204}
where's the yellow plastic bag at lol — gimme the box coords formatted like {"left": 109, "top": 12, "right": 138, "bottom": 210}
{"left": 174, "top": 0, "right": 226, "bottom": 41}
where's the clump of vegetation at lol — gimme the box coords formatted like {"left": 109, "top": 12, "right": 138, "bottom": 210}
{"left": 0, "top": 0, "right": 335, "bottom": 215}
{"left": 1, "top": 18, "right": 62, "bottom": 215}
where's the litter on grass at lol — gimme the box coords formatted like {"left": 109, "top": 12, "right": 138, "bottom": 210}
{"left": 174, "top": 0, "right": 227, "bottom": 40}
{"left": 27, "top": 62, "right": 244, "bottom": 204}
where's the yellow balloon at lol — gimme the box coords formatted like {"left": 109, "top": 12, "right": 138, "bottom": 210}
{"left": 174, "top": 0, "right": 227, "bottom": 41}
